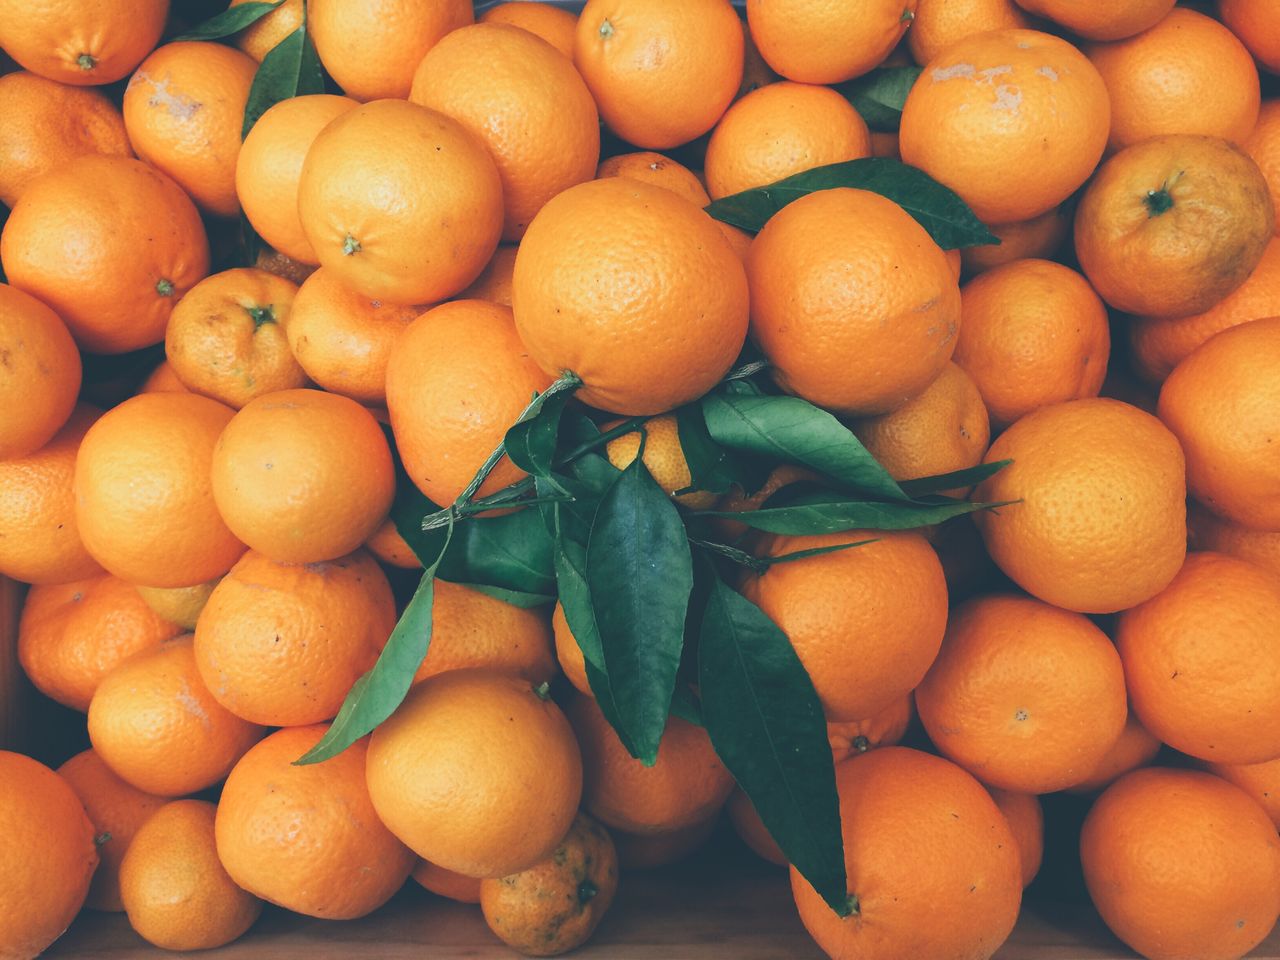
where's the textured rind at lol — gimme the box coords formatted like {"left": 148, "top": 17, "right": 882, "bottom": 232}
{"left": 1013, "top": 0, "right": 1173, "bottom": 41}
{"left": 0, "top": 0, "right": 167, "bottom": 85}
{"left": 0, "top": 285, "right": 82, "bottom": 460}
{"left": 746, "top": 0, "right": 914, "bottom": 85}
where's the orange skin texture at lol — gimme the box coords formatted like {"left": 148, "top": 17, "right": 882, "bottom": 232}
{"left": 1, "top": 155, "right": 210, "bottom": 354}
{"left": 211, "top": 388, "right": 395, "bottom": 564}
{"left": 986, "top": 788, "right": 1043, "bottom": 889}
{"left": 1013, "top": 0, "right": 1174, "bottom": 40}
{"left": 410, "top": 24, "right": 600, "bottom": 242}
{"left": 1246, "top": 101, "right": 1280, "bottom": 236}
{"left": 567, "top": 695, "right": 735, "bottom": 836}
{"left": 413, "top": 859, "right": 482, "bottom": 903}
{"left": 900, "top": 29, "right": 1110, "bottom": 225}
{"left": 612, "top": 814, "right": 718, "bottom": 870}
{"left": 728, "top": 788, "right": 786, "bottom": 866}
{"left": 367, "top": 670, "right": 583, "bottom": 879}
{"left": 460, "top": 245, "right": 518, "bottom": 306}
{"left": 297, "top": 99, "right": 503, "bottom": 305}
{"left": 0, "top": 71, "right": 131, "bottom": 207}
{"left": 907, "top": 0, "right": 1028, "bottom": 66}
{"left": 747, "top": 0, "right": 915, "bottom": 84}
{"left": 1158, "top": 317, "right": 1280, "bottom": 529}
{"left": 1081, "top": 768, "right": 1280, "bottom": 960}
{"left": 747, "top": 187, "right": 960, "bottom": 417}
{"left": 236, "top": 94, "right": 359, "bottom": 264}
{"left": 137, "top": 360, "right": 189, "bottom": 395}
{"left": 0, "top": 283, "right": 80, "bottom": 460}
{"left": 1118, "top": 552, "right": 1280, "bottom": 764}
{"left": 1066, "top": 713, "right": 1163, "bottom": 794}
{"left": 597, "top": 152, "right": 710, "bottom": 207}
{"left": 954, "top": 258, "right": 1111, "bottom": 428}
{"left": 0, "top": 751, "right": 98, "bottom": 960}
{"left": 365, "top": 519, "right": 421, "bottom": 570}
{"left": 194, "top": 549, "right": 395, "bottom": 727}
{"left": 480, "top": 2, "right": 578, "bottom": 58}
{"left": 88, "top": 636, "right": 264, "bottom": 796}
{"left": 916, "top": 594, "right": 1128, "bottom": 794}
{"left": 791, "top": 747, "right": 1022, "bottom": 960}
{"left": 123, "top": 42, "right": 257, "bottom": 217}
{"left": 0, "top": 0, "right": 166, "bottom": 85}
{"left": 513, "top": 177, "right": 748, "bottom": 416}
{"left": 74, "top": 393, "right": 246, "bottom": 588}
{"left": 552, "top": 601, "right": 591, "bottom": 697}
{"left": 229, "top": 0, "right": 304, "bottom": 62}
{"left": 704, "top": 82, "right": 871, "bottom": 200}
{"left": 574, "top": 0, "right": 744, "bottom": 149}
{"left": 134, "top": 579, "right": 218, "bottom": 633}
{"left": 1204, "top": 756, "right": 1280, "bottom": 830}
{"left": 1085, "top": 8, "right": 1261, "bottom": 152}
{"left": 165, "top": 268, "right": 305, "bottom": 410}
{"left": 215, "top": 726, "right": 415, "bottom": 920}
{"left": 308, "top": 0, "right": 473, "bottom": 101}
{"left": 605, "top": 414, "right": 717, "bottom": 509}
{"left": 828, "top": 695, "right": 915, "bottom": 763}
{"left": 386, "top": 300, "right": 551, "bottom": 507}
{"left": 1221, "top": 0, "right": 1280, "bottom": 73}
{"left": 1189, "top": 501, "right": 1280, "bottom": 583}
{"left": 960, "top": 206, "right": 1070, "bottom": 276}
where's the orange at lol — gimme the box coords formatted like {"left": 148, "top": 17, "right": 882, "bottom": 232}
{"left": 410, "top": 23, "right": 600, "bottom": 242}
{"left": 480, "top": 2, "right": 578, "bottom": 58}
{"left": 907, "top": 0, "right": 1028, "bottom": 66}
{"left": 211, "top": 388, "right": 395, "bottom": 564}
{"left": 709, "top": 463, "right": 818, "bottom": 542}
{"left": 745, "top": 531, "right": 947, "bottom": 722}
{"left": 137, "top": 360, "right": 189, "bottom": 395}
{"left": 228, "top": 0, "right": 304, "bottom": 62}
{"left": 512, "top": 177, "right": 748, "bottom": 416}
{"left": 1013, "top": 0, "right": 1174, "bottom": 40}
{"left": 552, "top": 601, "right": 591, "bottom": 696}
{"left": 737, "top": 17, "right": 779, "bottom": 98}
{"left": 0, "top": 0, "right": 166, "bottom": 85}
{"left": 954, "top": 259, "right": 1111, "bottom": 428}
{"left": 236, "top": 94, "right": 359, "bottom": 265}
{"left": 365, "top": 519, "right": 421, "bottom": 570}
{"left": 164, "top": 268, "right": 305, "bottom": 409}
{"left": 1066, "top": 713, "right": 1163, "bottom": 794}
{"left": 386, "top": 300, "right": 551, "bottom": 506}
{"left": 597, "top": 152, "right": 711, "bottom": 207}
{"left": 122, "top": 42, "right": 258, "bottom": 217}
{"left": 57, "top": 748, "right": 165, "bottom": 913}
{"left": 974, "top": 398, "right": 1187, "bottom": 613}
{"left": 1221, "top": 0, "right": 1280, "bottom": 74}
{"left": 1189, "top": 502, "right": 1280, "bottom": 582}
{"left": 0, "top": 71, "right": 131, "bottom": 207}
{"left": 704, "top": 82, "right": 871, "bottom": 200}
{"left": 567, "top": 695, "right": 735, "bottom": 835}
{"left": 18, "top": 573, "right": 182, "bottom": 712}
{"left": 297, "top": 99, "right": 503, "bottom": 304}
{"left": 0, "top": 751, "right": 98, "bottom": 959}
{"left": 253, "top": 247, "right": 317, "bottom": 286}
{"left": 1081, "top": 768, "right": 1280, "bottom": 960}
{"left": 1204, "top": 757, "right": 1280, "bottom": 830}
{"left": 746, "top": 187, "right": 959, "bottom": 416}
{"left": 1246, "top": 101, "right": 1280, "bottom": 236}
{"left": 605, "top": 415, "right": 717, "bottom": 509}
{"left": 728, "top": 789, "right": 786, "bottom": 866}
{"left": 612, "top": 815, "right": 719, "bottom": 870}
{"left": 1157, "top": 316, "right": 1280, "bottom": 530}
{"left": 1118, "top": 552, "right": 1280, "bottom": 765}
{"left": 367, "top": 669, "right": 583, "bottom": 879}
{"left": 0, "top": 283, "right": 80, "bottom": 460}
{"left": 916, "top": 594, "right": 1128, "bottom": 794}
{"left": 1085, "top": 8, "right": 1260, "bottom": 152}
{"left": 134, "top": 579, "right": 219, "bottom": 632}
{"left": 747, "top": 0, "right": 915, "bottom": 84}
{"left": 987, "top": 788, "right": 1043, "bottom": 888}
{"left": 215, "top": 726, "right": 415, "bottom": 919}
{"left": 460, "top": 245, "right": 518, "bottom": 306}
{"left": 959, "top": 206, "right": 1071, "bottom": 276}
{"left": 0, "top": 155, "right": 210, "bottom": 354}
{"left": 413, "top": 860, "right": 482, "bottom": 904}
{"left": 308, "top": 0, "right": 473, "bottom": 101}
{"left": 74, "top": 393, "right": 246, "bottom": 588}
{"left": 827, "top": 695, "right": 915, "bottom": 762}
{"left": 88, "top": 636, "right": 263, "bottom": 796}
{"left": 480, "top": 813, "right": 619, "bottom": 958}
{"left": 791, "top": 747, "right": 1022, "bottom": 960}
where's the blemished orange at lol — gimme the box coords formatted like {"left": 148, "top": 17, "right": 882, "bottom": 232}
{"left": 1081, "top": 768, "right": 1280, "bottom": 960}
{"left": 194, "top": 549, "right": 395, "bottom": 727}
{"left": 567, "top": 695, "right": 735, "bottom": 835}
{"left": 0, "top": 155, "right": 210, "bottom": 354}
{"left": 960, "top": 207, "right": 1071, "bottom": 276}
{"left": 954, "top": 259, "right": 1111, "bottom": 428}
{"left": 235, "top": 94, "right": 359, "bottom": 264}
{"left": 308, "top": 0, "right": 473, "bottom": 101}
{"left": 296, "top": 99, "right": 503, "bottom": 305}
{"left": 74, "top": 393, "right": 247, "bottom": 588}
{"left": 413, "top": 860, "right": 482, "bottom": 904}
{"left": 613, "top": 815, "right": 719, "bottom": 870}
{"left": 827, "top": 695, "right": 915, "bottom": 762}
{"left": 791, "top": 748, "right": 1022, "bottom": 960}
{"left": 460, "top": 246, "right": 518, "bottom": 306}
{"left": 215, "top": 726, "right": 415, "bottom": 919}
{"left": 605, "top": 415, "right": 717, "bottom": 509}
{"left": 907, "top": 0, "right": 1028, "bottom": 66}
{"left": 1085, "top": 8, "right": 1260, "bottom": 152}
{"left": 1189, "top": 502, "right": 1280, "bottom": 582}
{"left": 1013, "top": 0, "right": 1174, "bottom": 40}
{"left": 165, "top": 268, "right": 305, "bottom": 409}
{"left": 367, "top": 669, "right": 583, "bottom": 879}
{"left": 0, "top": 283, "right": 80, "bottom": 461}
{"left": 728, "top": 789, "right": 786, "bottom": 866}
{"left": 0, "top": 751, "right": 98, "bottom": 960}
{"left": 57, "top": 749, "right": 165, "bottom": 913}
{"left": 704, "top": 82, "right": 871, "bottom": 200}
{"left": 386, "top": 300, "right": 551, "bottom": 506}
{"left": 1158, "top": 316, "right": 1280, "bottom": 530}
{"left": 747, "top": 0, "right": 915, "bottom": 84}
{"left": 975, "top": 398, "right": 1187, "bottom": 613}
{"left": 134, "top": 580, "right": 218, "bottom": 633}
{"left": 0, "top": 0, "right": 166, "bottom": 85}
{"left": 746, "top": 187, "right": 959, "bottom": 416}
{"left": 122, "top": 42, "right": 258, "bottom": 217}
{"left": 1118, "top": 552, "right": 1280, "bottom": 764}
{"left": 987, "top": 788, "right": 1043, "bottom": 888}
{"left": 743, "top": 531, "right": 948, "bottom": 723}
{"left": 119, "top": 800, "right": 262, "bottom": 951}
{"left": 1222, "top": 0, "right": 1280, "bottom": 74}
{"left": 228, "top": 0, "right": 303, "bottom": 62}
{"left": 1246, "top": 101, "right": 1280, "bottom": 236}
{"left": 137, "top": 361, "right": 190, "bottom": 395}
{"left": 597, "top": 152, "right": 711, "bottom": 207}
{"left": 480, "top": 2, "right": 578, "bottom": 58}
{"left": 365, "top": 519, "right": 421, "bottom": 570}
{"left": 916, "top": 594, "right": 1128, "bottom": 794}
{"left": 512, "top": 177, "right": 748, "bottom": 416}
{"left": 1204, "top": 757, "right": 1280, "bottom": 830}
{"left": 211, "top": 389, "right": 395, "bottom": 564}
{"left": 1066, "top": 713, "right": 1163, "bottom": 794}
{"left": 410, "top": 23, "right": 599, "bottom": 242}
{"left": 552, "top": 601, "right": 591, "bottom": 696}
{"left": 900, "top": 29, "right": 1110, "bottom": 225}
{"left": 0, "top": 71, "right": 131, "bottom": 207}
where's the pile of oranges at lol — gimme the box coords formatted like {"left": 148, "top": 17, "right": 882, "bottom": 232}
{"left": 2, "top": 0, "right": 1280, "bottom": 958}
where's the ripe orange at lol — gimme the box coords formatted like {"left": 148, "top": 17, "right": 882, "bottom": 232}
{"left": 1189, "top": 502, "right": 1280, "bottom": 582}
{"left": 907, "top": 0, "right": 1028, "bottom": 66}
{"left": 605, "top": 415, "right": 717, "bottom": 509}
{"left": 597, "top": 152, "right": 711, "bottom": 207}
{"left": 959, "top": 206, "right": 1071, "bottom": 276}
{"left": 900, "top": 29, "right": 1110, "bottom": 225}
{"left": 1013, "top": 0, "right": 1173, "bottom": 40}
{"left": 1221, "top": 0, "right": 1280, "bottom": 74}
{"left": 480, "top": 2, "right": 578, "bottom": 58}
{"left": 827, "top": 695, "right": 915, "bottom": 762}
{"left": 746, "top": 187, "right": 959, "bottom": 416}
{"left": 228, "top": 0, "right": 304, "bottom": 62}
{"left": 253, "top": 247, "right": 317, "bottom": 286}
{"left": 709, "top": 463, "right": 818, "bottom": 541}
{"left": 552, "top": 602, "right": 591, "bottom": 696}
{"left": 512, "top": 177, "right": 748, "bottom": 416}
{"left": 1066, "top": 713, "right": 1163, "bottom": 794}
{"left": 413, "top": 860, "right": 482, "bottom": 904}
{"left": 365, "top": 519, "right": 421, "bottom": 570}
{"left": 613, "top": 815, "right": 719, "bottom": 870}
{"left": 728, "top": 789, "right": 786, "bottom": 866}
{"left": 0, "top": 283, "right": 80, "bottom": 461}
{"left": 413, "top": 580, "right": 555, "bottom": 686}
{"left": 986, "top": 788, "right": 1043, "bottom": 888}
{"left": 1246, "top": 101, "right": 1280, "bottom": 237}
{"left": 134, "top": 580, "right": 219, "bottom": 633}
{"left": 747, "top": 0, "right": 915, "bottom": 84}
{"left": 1204, "top": 757, "right": 1280, "bottom": 830}
{"left": 0, "top": 0, "right": 166, "bottom": 85}
{"left": 460, "top": 246, "right": 518, "bottom": 306}
{"left": 137, "top": 360, "right": 190, "bottom": 395}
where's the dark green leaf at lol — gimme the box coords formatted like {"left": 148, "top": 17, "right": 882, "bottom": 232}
{"left": 675, "top": 404, "right": 770, "bottom": 497}
{"left": 837, "top": 66, "right": 922, "bottom": 131}
{"left": 670, "top": 684, "right": 703, "bottom": 727}
{"left": 899, "top": 459, "right": 1011, "bottom": 498}
{"left": 699, "top": 495, "right": 1002, "bottom": 535}
{"left": 242, "top": 24, "right": 325, "bottom": 139}
{"left": 505, "top": 379, "right": 579, "bottom": 479}
{"left": 173, "top": 0, "right": 283, "bottom": 41}
{"left": 436, "top": 509, "right": 556, "bottom": 598}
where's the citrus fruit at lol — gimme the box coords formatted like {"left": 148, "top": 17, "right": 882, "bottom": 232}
{"left": 1246, "top": 100, "right": 1280, "bottom": 236}
{"left": 413, "top": 860, "right": 482, "bottom": 904}
{"left": 0, "top": 0, "right": 167, "bottom": 85}
{"left": 612, "top": 815, "right": 719, "bottom": 870}
{"left": 596, "top": 151, "right": 710, "bottom": 207}
{"left": 1189, "top": 502, "right": 1280, "bottom": 582}
{"left": 827, "top": 695, "right": 915, "bottom": 762}
{"left": 365, "top": 520, "right": 421, "bottom": 570}
{"left": 1013, "top": 0, "right": 1174, "bottom": 40}
{"left": 907, "top": 0, "right": 1028, "bottom": 66}
{"left": 605, "top": 415, "right": 717, "bottom": 509}
{"left": 959, "top": 207, "right": 1070, "bottom": 276}
{"left": 134, "top": 579, "right": 219, "bottom": 632}
{"left": 1204, "top": 757, "right": 1280, "bottom": 830}
{"left": 137, "top": 360, "right": 189, "bottom": 395}
{"left": 460, "top": 246, "right": 518, "bottom": 306}
{"left": 1220, "top": 0, "right": 1280, "bottom": 74}
{"left": 0, "top": 283, "right": 81, "bottom": 461}
{"left": 728, "top": 789, "right": 786, "bottom": 866}
{"left": 986, "top": 788, "right": 1043, "bottom": 888}
{"left": 552, "top": 602, "right": 591, "bottom": 697}
{"left": 747, "top": 0, "right": 916, "bottom": 84}
{"left": 228, "top": 0, "right": 303, "bottom": 62}
{"left": 480, "top": 2, "right": 578, "bottom": 58}
{"left": 1066, "top": 713, "right": 1163, "bottom": 794}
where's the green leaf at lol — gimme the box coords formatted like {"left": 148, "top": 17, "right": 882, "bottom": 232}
{"left": 899, "top": 460, "right": 1011, "bottom": 498}
{"left": 837, "top": 66, "right": 922, "bottom": 131}
{"left": 436, "top": 509, "right": 556, "bottom": 599}
{"left": 505, "top": 378, "right": 580, "bottom": 479}
{"left": 446, "top": 583, "right": 553, "bottom": 609}
{"left": 698, "top": 575, "right": 848, "bottom": 914}
{"left": 669, "top": 683, "right": 704, "bottom": 727}
{"left": 241, "top": 23, "right": 325, "bottom": 139}
{"left": 675, "top": 403, "right": 770, "bottom": 497}
{"left": 704, "top": 158, "right": 998, "bottom": 249}
{"left": 173, "top": 0, "right": 284, "bottom": 41}
{"left": 699, "top": 495, "right": 1002, "bottom": 535}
